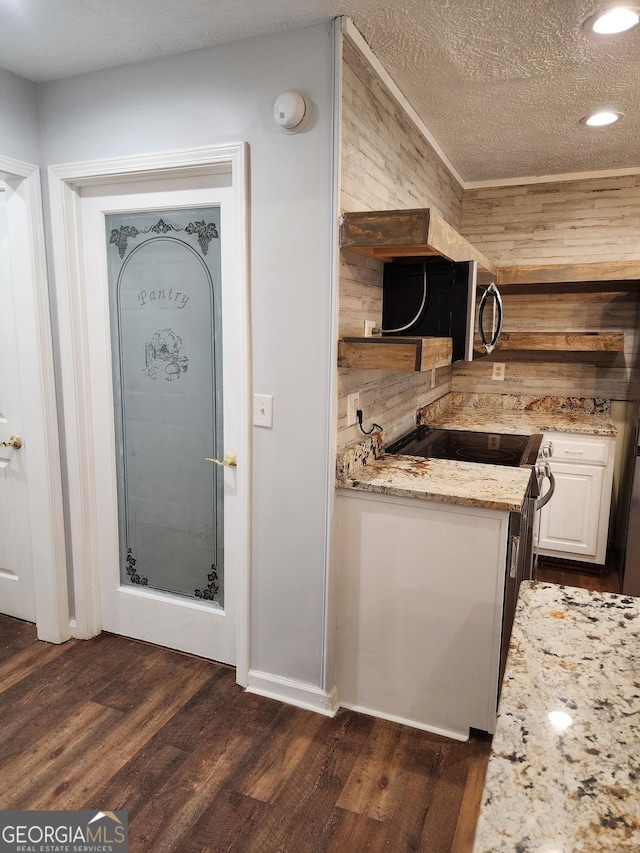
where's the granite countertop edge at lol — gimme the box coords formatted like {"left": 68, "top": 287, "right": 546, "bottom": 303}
{"left": 337, "top": 451, "right": 532, "bottom": 512}
{"left": 335, "top": 395, "right": 617, "bottom": 512}
{"left": 427, "top": 410, "right": 617, "bottom": 437}
{"left": 337, "top": 475, "right": 525, "bottom": 513}
{"left": 472, "top": 581, "right": 640, "bottom": 852}
{"left": 420, "top": 393, "right": 618, "bottom": 437}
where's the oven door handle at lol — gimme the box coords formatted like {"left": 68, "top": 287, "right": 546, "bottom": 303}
{"left": 536, "top": 469, "right": 556, "bottom": 510}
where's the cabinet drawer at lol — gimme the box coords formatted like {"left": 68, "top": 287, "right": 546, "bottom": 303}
{"left": 545, "top": 434, "right": 611, "bottom": 466}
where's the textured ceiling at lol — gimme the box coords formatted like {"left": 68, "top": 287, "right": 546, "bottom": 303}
{"left": 1, "top": 0, "right": 638, "bottom": 182}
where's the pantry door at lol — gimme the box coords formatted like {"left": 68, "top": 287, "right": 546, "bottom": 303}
{"left": 51, "top": 147, "right": 249, "bottom": 671}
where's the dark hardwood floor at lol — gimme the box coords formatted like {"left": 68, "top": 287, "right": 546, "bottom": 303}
{"left": 0, "top": 555, "right": 615, "bottom": 852}
{"left": 0, "top": 614, "right": 490, "bottom": 853}
{"left": 536, "top": 549, "right": 621, "bottom": 593}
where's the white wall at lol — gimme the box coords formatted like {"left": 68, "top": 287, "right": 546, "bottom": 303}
{"left": 37, "top": 23, "right": 336, "bottom": 688}
{"left": 0, "top": 67, "right": 41, "bottom": 164}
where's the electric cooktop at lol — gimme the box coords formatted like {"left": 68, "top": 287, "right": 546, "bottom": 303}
{"left": 385, "top": 426, "right": 542, "bottom": 468}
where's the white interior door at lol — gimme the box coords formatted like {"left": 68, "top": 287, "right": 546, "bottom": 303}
{"left": 0, "top": 161, "right": 67, "bottom": 642}
{"left": 0, "top": 185, "right": 34, "bottom": 621}
{"left": 79, "top": 171, "right": 244, "bottom": 665}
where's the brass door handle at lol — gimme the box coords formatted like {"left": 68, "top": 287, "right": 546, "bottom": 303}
{"left": 0, "top": 435, "right": 22, "bottom": 450}
{"left": 206, "top": 451, "right": 237, "bottom": 467}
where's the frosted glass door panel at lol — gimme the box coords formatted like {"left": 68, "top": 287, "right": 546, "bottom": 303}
{"left": 106, "top": 209, "right": 223, "bottom": 604}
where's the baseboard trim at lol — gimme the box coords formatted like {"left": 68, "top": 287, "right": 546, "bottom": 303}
{"left": 246, "top": 672, "right": 473, "bottom": 740}
{"left": 246, "top": 670, "right": 339, "bottom": 717}
{"left": 339, "top": 701, "right": 470, "bottom": 742}
{"left": 536, "top": 553, "right": 608, "bottom": 575}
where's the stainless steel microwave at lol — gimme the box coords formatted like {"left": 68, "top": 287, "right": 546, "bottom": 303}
{"left": 381, "top": 258, "right": 503, "bottom": 362}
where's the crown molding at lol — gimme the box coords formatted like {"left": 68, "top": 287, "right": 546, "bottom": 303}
{"left": 465, "top": 165, "right": 640, "bottom": 190}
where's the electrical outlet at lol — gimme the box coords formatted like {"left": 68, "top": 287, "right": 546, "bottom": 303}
{"left": 363, "top": 320, "right": 377, "bottom": 337}
{"left": 347, "top": 392, "right": 360, "bottom": 426}
{"left": 492, "top": 362, "right": 506, "bottom": 381}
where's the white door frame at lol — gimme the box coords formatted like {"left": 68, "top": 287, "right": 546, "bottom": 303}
{"left": 47, "top": 144, "right": 251, "bottom": 684}
{"left": 0, "top": 154, "right": 69, "bottom": 643}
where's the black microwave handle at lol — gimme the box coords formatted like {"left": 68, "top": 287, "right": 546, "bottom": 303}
{"left": 477, "top": 283, "right": 504, "bottom": 354}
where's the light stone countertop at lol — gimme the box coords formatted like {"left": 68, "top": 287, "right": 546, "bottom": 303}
{"left": 335, "top": 394, "right": 616, "bottom": 512}
{"left": 428, "top": 409, "right": 617, "bottom": 437}
{"left": 337, "top": 453, "right": 532, "bottom": 512}
{"left": 420, "top": 393, "right": 617, "bottom": 437}
{"left": 473, "top": 581, "right": 640, "bottom": 853}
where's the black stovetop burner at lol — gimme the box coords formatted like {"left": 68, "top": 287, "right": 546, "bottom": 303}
{"left": 386, "top": 426, "right": 542, "bottom": 468}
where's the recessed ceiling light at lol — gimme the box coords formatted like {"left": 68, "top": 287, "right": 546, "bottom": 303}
{"left": 585, "top": 7, "right": 640, "bottom": 35}
{"left": 581, "top": 109, "right": 624, "bottom": 126}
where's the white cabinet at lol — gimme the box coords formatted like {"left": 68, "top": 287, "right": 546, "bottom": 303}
{"left": 336, "top": 490, "right": 510, "bottom": 740}
{"left": 537, "top": 432, "right": 615, "bottom": 565}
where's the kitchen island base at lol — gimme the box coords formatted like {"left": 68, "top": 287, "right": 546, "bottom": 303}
{"left": 336, "top": 490, "right": 510, "bottom": 740}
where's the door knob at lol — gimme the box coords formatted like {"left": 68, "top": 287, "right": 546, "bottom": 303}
{"left": 206, "top": 451, "right": 237, "bottom": 467}
{"left": 0, "top": 435, "right": 22, "bottom": 450}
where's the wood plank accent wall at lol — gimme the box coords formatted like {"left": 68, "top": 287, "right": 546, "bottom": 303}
{"left": 461, "top": 176, "right": 640, "bottom": 268}
{"left": 338, "top": 39, "right": 463, "bottom": 449}
{"left": 337, "top": 252, "right": 453, "bottom": 447}
{"left": 460, "top": 177, "right": 640, "bottom": 402}
{"left": 341, "top": 41, "right": 463, "bottom": 227}
{"left": 452, "top": 282, "right": 640, "bottom": 401}
{"left": 338, "top": 42, "right": 640, "bottom": 444}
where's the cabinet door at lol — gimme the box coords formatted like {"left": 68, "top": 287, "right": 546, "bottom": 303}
{"left": 538, "top": 462, "right": 604, "bottom": 558}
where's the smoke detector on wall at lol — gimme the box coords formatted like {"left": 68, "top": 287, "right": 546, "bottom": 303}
{"left": 273, "top": 91, "right": 308, "bottom": 134}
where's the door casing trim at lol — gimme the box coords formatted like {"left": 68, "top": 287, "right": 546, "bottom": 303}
{"left": 48, "top": 143, "right": 251, "bottom": 684}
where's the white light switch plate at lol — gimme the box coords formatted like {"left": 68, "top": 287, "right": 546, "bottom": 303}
{"left": 253, "top": 394, "right": 273, "bottom": 428}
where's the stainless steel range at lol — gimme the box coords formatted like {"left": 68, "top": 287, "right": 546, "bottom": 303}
{"left": 386, "top": 425, "right": 555, "bottom": 686}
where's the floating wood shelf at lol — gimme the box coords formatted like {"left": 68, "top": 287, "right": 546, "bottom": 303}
{"left": 340, "top": 208, "right": 497, "bottom": 275}
{"left": 495, "top": 332, "right": 625, "bottom": 353}
{"left": 340, "top": 210, "right": 640, "bottom": 285}
{"left": 338, "top": 336, "right": 452, "bottom": 372}
{"left": 497, "top": 261, "right": 640, "bottom": 286}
